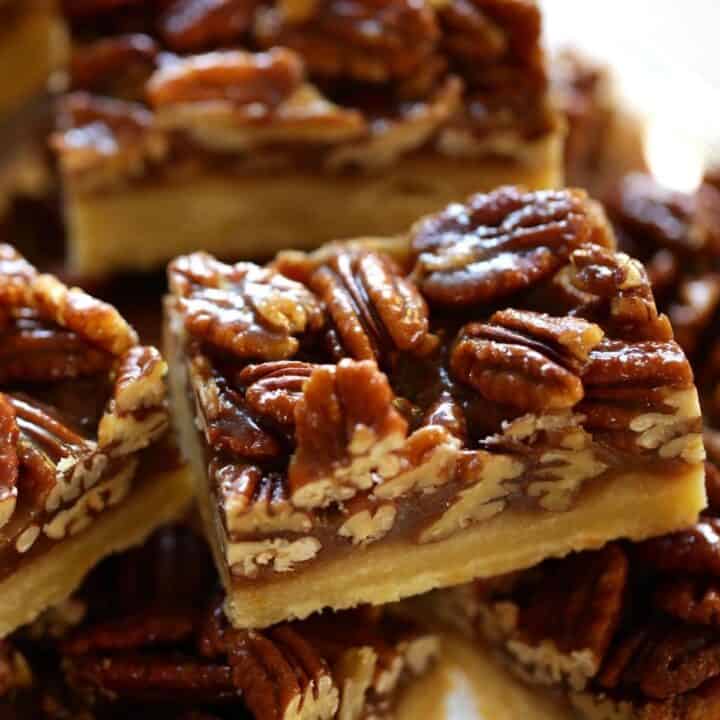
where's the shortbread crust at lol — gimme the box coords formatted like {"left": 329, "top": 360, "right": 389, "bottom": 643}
{"left": 0, "top": 464, "right": 192, "bottom": 637}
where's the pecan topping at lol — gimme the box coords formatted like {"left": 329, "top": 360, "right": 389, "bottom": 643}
{"left": 240, "top": 360, "right": 317, "bottom": 428}
{"left": 289, "top": 360, "right": 408, "bottom": 508}
{"left": 0, "top": 639, "right": 31, "bottom": 697}
{"left": 633, "top": 519, "right": 720, "bottom": 576}
{"left": 147, "top": 49, "right": 305, "bottom": 108}
{"left": 0, "top": 316, "right": 114, "bottom": 385}
{"left": 557, "top": 245, "right": 674, "bottom": 341}
{"left": 71, "top": 34, "right": 158, "bottom": 93}
{"left": 31, "top": 274, "right": 139, "bottom": 357}
{"left": 598, "top": 624, "right": 720, "bottom": 700}
{"left": 254, "top": 0, "right": 440, "bottom": 83}
{"left": 190, "top": 355, "right": 281, "bottom": 459}
{"left": 450, "top": 310, "right": 601, "bottom": 412}
{"left": 515, "top": 545, "right": 628, "bottom": 684}
{"left": 160, "top": 0, "right": 261, "bottom": 51}
{"left": 410, "top": 187, "right": 614, "bottom": 306}
{"left": 170, "top": 253, "right": 324, "bottom": 361}
{"left": 438, "top": 0, "right": 509, "bottom": 65}
{"left": 582, "top": 339, "right": 694, "bottom": 390}
{"left": 654, "top": 577, "right": 720, "bottom": 627}
{"left": 309, "top": 249, "right": 438, "bottom": 367}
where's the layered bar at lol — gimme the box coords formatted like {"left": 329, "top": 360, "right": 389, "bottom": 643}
{"left": 4, "top": 526, "right": 439, "bottom": 720}
{"left": 0, "top": 245, "right": 193, "bottom": 636}
{"left": 53, "top": 0, "right": 562, "bottom": 275}
{"left": 164, "top": 186, "right": 706, "bottom": 629}
{"left": 0, "top": 0, "right": 67, "bottom": 213}
{"left": 450, "top": 457, "right": 720, "bottom": 720}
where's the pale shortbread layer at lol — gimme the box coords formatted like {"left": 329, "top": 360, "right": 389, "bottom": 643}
{"left": 0, "top": 465, "right": 194, "bottom": 637}
{"left": 223, "top": 466, "right": 705, "bottom": 628}
{"left": 0, "top": 3, "right": 67, "bottom": 119}
{"left": 165, "top": 311, "right": 706, "bottom": 630}
{"left": 67, "top": 138, "right": 563, "bottom": 275}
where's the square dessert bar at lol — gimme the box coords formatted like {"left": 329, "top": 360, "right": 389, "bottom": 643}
{"left": 452, "top": 460, "right": 720, "bottom": 720}
{"left": 0, "top": 245, "right": 193, "bottom": 636}
{"left": 53, "top": 0, "right": 562, "bottom": 275}
{"left": 164, "top": 186, "right": 707, "bottom": 629}
{"left": 30, "top": 527, "right": 438, "bottom": 720}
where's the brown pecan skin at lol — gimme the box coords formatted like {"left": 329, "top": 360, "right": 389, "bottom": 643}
{"left": 255, "top": 0, "right": 440, "bottom": 83}
{"left": 160, "top": 0, "right": 261, "bottom": 51}
{"left": 410, "top": 187, "right": 614, "bottom": 307}
{"left": 516, "top": 544, "right": 628, "bottom": 667}
{"left": 654, "top": 577, "right": 720, "bottom": 627}
{"left": 450, "top": 317, "right": 585, "bottom": 412}
{"left": 633, "top": 519, "right": 720, "bottom": 577}
{"left": 240, "top": 360, "right": 317, "bottom": 427}
{"left": 309, "top": 249, "right": 438, "bottom": 367}
{"left": 147, "top": 48, "right": 305, "bottom": 108}
{"left": 71, "top": 34, "right": 158, "bottom": 93}
{"left": 600, "top": 624, "right": 720, "bottom": 700}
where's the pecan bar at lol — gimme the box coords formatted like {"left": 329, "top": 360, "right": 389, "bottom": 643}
{"left": 52, "top": 0, "right": 562, "bottom": 275}
{"left": 163, "top": 186, "right": 706, "bottom": 629}
{"left": 0, "top": 245, "right": 193, "bottom": 636}
{"left": 3, "top": 526, "right": 439, "bottom": 720}
{"left": 448, "top": 453, "right": 720, "bottom": 720}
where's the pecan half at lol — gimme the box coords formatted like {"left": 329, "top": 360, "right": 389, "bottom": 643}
{"left": 692, "top": 166, "right": 720, "bottom": 254}
{"left": 31, "top": 274, "right": 139, "bottom": 356}
{"left": 450, "top": 310, "right": 602, "bottom": 412}
{"left": 240, "top": 360, "right": 317, "bottom": 428}
{"left": 160, "top": 0, "right": 261, "bottom": 51}
{"left": 599, "top": 623, "right": 720, "bottom": 700}
{"left": 438, "top": 0, "right": 508, "bottom": 66}
{"left": 147, "top": 49, "right": 305, "bottom": 108}
{"left": 0, "top": 316, "right": 114, "bottom": 385}
{"left": 654, "top": 577, "right": 720, "bottom": 627}
{"left": 515, "top": 544, "right": 628, "bottom": 682}
{"left": 633, "top": 519, "right": 720, "bottom": 577}
{"left": 71, "top": 34, "right": 158, "bottom": 94}
{"left": 309, "top": 249, "right": 438, "bottom": 367}
{"left": 410, "top": 187, "right": 614, "bottom": 306}
{"left": 555, "top": 245, "right": 673, "bottom": 341}
{"left": 254, "top": 0, "right": 439, "bottom": 83}
{"left": 170, "top": 253, "right": 324, "bottom": 361}
{"left": 289, "top": 360, "right": 408, "bottom": 508}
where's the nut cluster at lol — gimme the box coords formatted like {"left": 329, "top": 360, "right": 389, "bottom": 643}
{"left": 167, "top": 187, "right": 700, "bottom": 576}
{"left": 473, "top": 459, "right": 720, "bottom": 712}
{"left": 0, "top": 246, "right": 168, "bottom": 557}
{"left": 31, "top": 527, "right": 438, "bottom": 720}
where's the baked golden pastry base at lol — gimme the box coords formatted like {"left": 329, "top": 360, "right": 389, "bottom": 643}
{"left": 0, "top": 465, "right": 193, "bottom": 637}
{"left": 66, "top": 138, "right": 562, "bottom": 275}
{"left": 0, "top": 2, "right": 66, "bottom": 120}
{"left": 219, "top": 467, "right": 704, "bottom": 628}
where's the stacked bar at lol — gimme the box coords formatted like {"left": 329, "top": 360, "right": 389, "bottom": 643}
{"left": 53, "top": 0, "right": 562, "bottom": 275}
{"left": 163, "top": 186, "right": 706, "bottom": 629}
{"left": 0, "top": 246, "right": 193, "bottom": 636}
